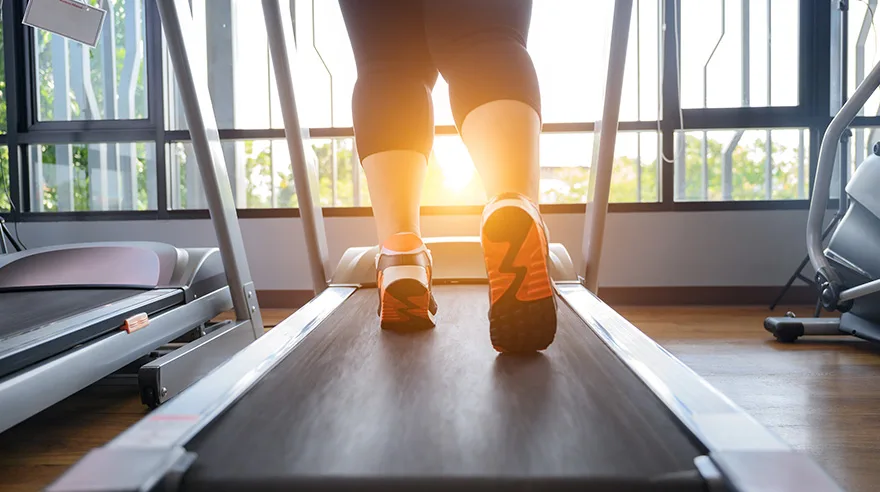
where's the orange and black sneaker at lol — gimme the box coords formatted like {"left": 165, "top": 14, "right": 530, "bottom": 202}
{"left": 481, "top": 193, "right": 557, "bottom": 353}
{"left": 376, "top": 232, "right": 438, "bottom": 332}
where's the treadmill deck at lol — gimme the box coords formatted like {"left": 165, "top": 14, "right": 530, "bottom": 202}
{"left": 184, "top": 285, "right": 703, "bottom": 489}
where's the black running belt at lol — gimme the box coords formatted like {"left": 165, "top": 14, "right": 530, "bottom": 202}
{"left": 183, "top": 285, "right": 704, "bottom": 491}
{"left": 0, "top": 288, "right": 183, "bottom": 379}
{"left": 0, "top": 289, "right": 144, "bottom": 338}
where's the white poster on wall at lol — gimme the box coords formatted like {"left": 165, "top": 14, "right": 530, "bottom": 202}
{"left": 22, "top": 0, "right": 106, "bottom": 48}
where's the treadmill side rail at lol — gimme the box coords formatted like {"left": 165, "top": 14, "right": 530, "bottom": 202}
{"left": 0, "top": 287, "right": 233, "bottom": 434}
{"left": 712, "top": 451, "right": 844, "bottom": 492}
{"left": 46, "top": 288, "right": 352, "bottom": 492}
{"left": 113, "top": 287, "right": 351, "bottom": 448}
{"left": 45, "top": 446, "right": 194, "bottom": 492}
{"left": 556, "top": 283, "right": 842, "bottom": 492}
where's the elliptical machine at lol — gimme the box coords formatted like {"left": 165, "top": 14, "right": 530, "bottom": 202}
{"left": 765, "top": 58, "right": 880, "bottom": 343}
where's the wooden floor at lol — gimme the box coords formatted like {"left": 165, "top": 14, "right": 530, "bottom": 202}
{"left": 1, "top": 305, "right": 878, "bottom": 491}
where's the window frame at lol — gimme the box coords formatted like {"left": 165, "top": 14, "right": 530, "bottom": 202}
{"left": 0, "top": 0, "right": 842, "bottom": 223}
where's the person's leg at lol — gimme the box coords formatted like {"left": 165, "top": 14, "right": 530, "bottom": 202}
{"left": 340, "top": 0, "right": 439, "bottom": 331}
{"left": 425, "top": 0, "right": 556, "bottom": 352}
{"left": 424, "top": 0, "right": 541, "bottom": 201}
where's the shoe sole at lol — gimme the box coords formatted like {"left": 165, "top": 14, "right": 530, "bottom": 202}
{"left": 380, "top": 278, "right": 436, "bottom": 332}
{"left": 482, "top": 205, "right": 557, "bottom": 353}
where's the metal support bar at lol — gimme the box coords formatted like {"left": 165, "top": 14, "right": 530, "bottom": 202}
{"left": 807, "top": 7, "right": 877, "bottom": 284}
{"left": 263, "top": 0, "right": 331, "bottom": 293}
{"left": 138, "top": 319, "right": 256, "bottom": 408}
{"left": 582, "top": 0, "right": 634, "bottom": 293}
{"left": 156, "top": 0, "right": 264, "bottom": 329}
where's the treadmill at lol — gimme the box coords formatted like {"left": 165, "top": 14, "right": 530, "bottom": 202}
{"left": 47, "top": 1, "right": 843, "bottom": 491}
{"left": 0, "top": 13, "right": 266, "bottom": 435}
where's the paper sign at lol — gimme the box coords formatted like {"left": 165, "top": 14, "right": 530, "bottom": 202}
{"left": 23, "top": 0, "right": 107, "bottom": 48}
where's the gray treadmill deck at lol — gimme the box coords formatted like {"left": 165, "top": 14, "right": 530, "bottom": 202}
{"left": 184, "top": 285, "right": 703, "bottom": 489}
{"left": 0, "top": 288, "right": 147, "bottom": 339}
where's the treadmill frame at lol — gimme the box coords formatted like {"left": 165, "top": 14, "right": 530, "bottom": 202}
{"left": 0, "top": 286, "right": 232, "bottom": 434}
{"left": 48, "top": 0, "right": 843, "bottom": 490}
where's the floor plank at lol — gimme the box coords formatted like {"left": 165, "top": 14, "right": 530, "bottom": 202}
{"left": 1, "top": 306, "right": 878, "bottom": 491}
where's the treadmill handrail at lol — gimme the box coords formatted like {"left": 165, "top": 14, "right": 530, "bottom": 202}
{"left": 263, "top": 0, "right": 332, "bottom": 294}
{"left": 808, "top": 57, "right": 880, "bottom": 286}
{"left": 582, "top": 0, "right": 633, "bottom": 293}
{"left": 156, "top": 0, "right": 261, "bottom": 332}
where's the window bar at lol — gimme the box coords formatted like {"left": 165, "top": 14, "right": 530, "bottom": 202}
{"left": 764, "top": 0, "right": 772, "bottom": 200}
{"left": 798, "top": 128, "right": 805, "bottom": 198}
{"left": 3, "top": 0, "right": 24, "bottom": 218}
{"left": 207, "top": 0, "right": 244, "bottom": 208}
{"left": 51, "top": 35, "right": 73, "bottom": 211}
{"left": 268, "top": 48, "right": 278, "bottom": 208}
{"left": 656, "top": 0, "right": 664, "bottom": 203}
{"left": 352, "top": 142, "right": 360, "bottom": 206}
{"left": 635, "top": 0, "right": 641, "bottom": 202}
{"left": 146, "top": 0, "right": 166, "bottom": 214}
{"left": 312, "top": 0, "right": 335, "bottom": 204}
{"left": 94, "top": 0, "right": 119, "bottom": 211}
{"left": 722, "top": 0, "right": 748, "bottom": 201}
{"left": 853, "top": 3, "right": 874, "bottom": 168}
{"left": 700, "top": 132, "right": 708, "bottom": 199}
{"left": 185, "top": 0, "right": 206, "bottom": 209}
{"left": 331, "top": 139, "right": 337, "bottom": 206}
{"left": 674, "top": 131, "right": 685, "bottom": 199}
{"left": 120, "top": 0, "right": 144, "bottom": 210}
{"left": 701, "top": 0, "right": 726, "bottom": 201}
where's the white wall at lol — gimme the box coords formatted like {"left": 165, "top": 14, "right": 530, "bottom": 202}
{"left": 15, "top": 209, "right": 813, "bottom": 290}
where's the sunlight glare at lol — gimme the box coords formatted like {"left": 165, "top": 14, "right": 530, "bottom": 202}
{"left": 432, "top": 138, "right": 476, "bottom": 192}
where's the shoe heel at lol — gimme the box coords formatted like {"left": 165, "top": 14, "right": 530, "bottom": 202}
{"left": 482, "top": 206, "right": 557, "bottom": 353}
{"left": 380, "top": 278, "right": 436, "bottom": 332}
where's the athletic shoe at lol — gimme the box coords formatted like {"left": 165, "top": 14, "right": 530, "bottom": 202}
{"left": 481, "top": 193, "right": 557, "bottom": 353}
{"left": 376, "top": 232, "right": 438, "bottom": 332}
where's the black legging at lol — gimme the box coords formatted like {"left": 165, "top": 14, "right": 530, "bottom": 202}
{"left": 339, "top": 0, "right": 540, "bottom": 160}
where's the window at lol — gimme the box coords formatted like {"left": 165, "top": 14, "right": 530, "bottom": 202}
{"left": 168, "top": 139, "right": 345, "bottom": 209}
{"left": 29, "top": 143, "right": 156, "bottom": 211}
{"left": 34, "top": 0, "right": 147, "bottom": 121}
{"left": 674, "top": 128, "right": 809, "bottom": 201}
{"left": 165, "top": 0, "right": 658, "bottom": 130}
{"left": 540, "top": 132, "right": 660, "bottom": 204}
{"left": 679, "top": 0, "right": 799, "bottom": 109}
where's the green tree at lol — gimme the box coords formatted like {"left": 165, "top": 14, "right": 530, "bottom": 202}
{"left": 679, "top": 133, "right": 807, "bottom": 201}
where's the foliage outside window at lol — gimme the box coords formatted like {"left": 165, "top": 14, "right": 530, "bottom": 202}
{"left": 34, "top": 0, "right": 147, "bottom": 121}
{"left": 675, "top": 129, "right": 809, "bottom": 201}
{"left": 30, "top": 143, "right": 155, "bottom": 212}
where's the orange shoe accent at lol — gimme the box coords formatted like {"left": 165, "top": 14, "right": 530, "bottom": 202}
{"left": 484, "top": 240, "right": 515, "bottom": 305}
{"left": 512, "top": 222, "right": 553, "bottom": 303}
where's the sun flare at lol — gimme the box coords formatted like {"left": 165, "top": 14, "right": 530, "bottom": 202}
{"left": 432, "top": 139, "right": 476, "bottom": 192}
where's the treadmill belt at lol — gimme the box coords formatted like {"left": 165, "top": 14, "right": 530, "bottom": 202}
{"left": 185, "top": 285, "right": 703, "bottom": 490}
{"left": 0, "top": 289, "right": 146, "bottom": 339}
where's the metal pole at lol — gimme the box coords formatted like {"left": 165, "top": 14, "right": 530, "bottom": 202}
{"left": 807, "top": 69, "right": 880, "bottom": 286}
{"left": 583, "top": 0, "right": 634, "bottom": 293}
{"left": 263, "top": 0, "right": 331, "bottom": 293}
{"left": 156, "top": 0, "right": 263, "bottom": 336}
